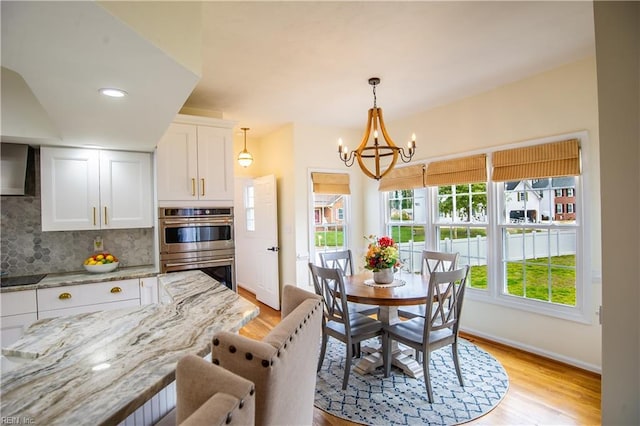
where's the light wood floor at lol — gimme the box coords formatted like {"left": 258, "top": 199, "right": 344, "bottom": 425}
{"left": 238, "top": 288, "right": 601, "bottom": 426}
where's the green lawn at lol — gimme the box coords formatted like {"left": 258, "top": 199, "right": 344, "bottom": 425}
{"left": 390, "top": 226, "right": 425, "bottom": 243}
{"left": 314, "top": 231, "right": 344, "bottom": 247}
{"left": 440, "top": 227, "right": 487, "bottom": 239}
{"left": 469, "top": 255, "right": 576, "bottom": 305}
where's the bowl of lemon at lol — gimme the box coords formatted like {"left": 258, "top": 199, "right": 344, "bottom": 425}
{"left": 84, "top": 253, "right": 119, "bottom": 273}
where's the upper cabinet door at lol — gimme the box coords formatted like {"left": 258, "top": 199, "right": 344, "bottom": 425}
{"left": 156, "top": 123, "right": 198, "bottom": 201}
{"left": 99, "top": 151, "right": 152, "bottom": 229}
{"left": 41, "top": 147, "right": 100, "bottom": 231}
{"left": 41, "top": 147, "right": 153, "bottom": 231}
{"left": 156, "top": 115, "right": 235, "bottom": 205}
{"left": 196, "top": 125, "right": 233, "bottom": 201}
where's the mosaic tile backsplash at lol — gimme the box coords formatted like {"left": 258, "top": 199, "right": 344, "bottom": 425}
{"left": 1, "top": 149, "right": 154, "bottom": 276}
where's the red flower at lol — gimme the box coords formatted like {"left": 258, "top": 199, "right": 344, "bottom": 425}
{"left": 378, "top": 236, "right": 394, "bottom": 248}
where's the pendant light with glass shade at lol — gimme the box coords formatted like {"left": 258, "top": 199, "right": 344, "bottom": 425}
{"left": 237, "top": 127, "right": 254, "bottom": 167}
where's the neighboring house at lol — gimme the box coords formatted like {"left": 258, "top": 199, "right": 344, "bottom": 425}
{"left": 505, "top": 177, "right": 577, "bottom": 223}
{"left": 505, "top": 181, "right": 543, "bottom": 223}
{"left": 550, "top": 177, "right": 577, "bottom": 221}
{"left": 314, "top": 194, "right": 345, "bottom": 225}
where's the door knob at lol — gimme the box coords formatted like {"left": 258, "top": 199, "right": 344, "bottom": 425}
{"left": 267, "top": 246, "right": 280, "bottom": 252}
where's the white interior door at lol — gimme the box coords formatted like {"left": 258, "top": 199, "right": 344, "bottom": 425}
{"left": 235, "top": 175, "right": 280, "bottom": 310}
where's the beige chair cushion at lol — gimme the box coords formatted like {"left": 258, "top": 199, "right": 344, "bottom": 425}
{"left": 176, "top": 354, "right": 255, "bottom": 425}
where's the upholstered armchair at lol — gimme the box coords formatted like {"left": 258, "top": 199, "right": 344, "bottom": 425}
{"left": 170, "top": 285, "right": 323, "bottom": 426}
{"left": 175, "top": 355, "right": 256, "bottom": 425}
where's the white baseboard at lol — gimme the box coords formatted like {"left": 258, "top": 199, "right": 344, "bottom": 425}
{"left": 460, "top": 326, "right": 602, "bottom": 374}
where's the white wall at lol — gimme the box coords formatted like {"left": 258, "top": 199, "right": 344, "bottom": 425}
{"left": 1, "top": 68, "right": 60, "bottom": 143}
{"left": 251, "top": 57, "right": 603, "bottom": 372}
{"left": 292, "top": 125, "right": 364, "bottom": 287}
{"left": 383, "top": 56, "right": 602, "bottom": 371}
{"left": 594, "top": 2, "right": 640, "bottom": 424}
{"left": 248, "top": 124, "right": 295, "bottom": 296}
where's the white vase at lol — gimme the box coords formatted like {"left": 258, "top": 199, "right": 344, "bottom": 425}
{"left": 373, "top": 268, "right": 394, "bottom": 284}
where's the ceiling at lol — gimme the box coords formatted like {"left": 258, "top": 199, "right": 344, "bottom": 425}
{"left": 1, "top": 1, "right": 595, "bottom": 151}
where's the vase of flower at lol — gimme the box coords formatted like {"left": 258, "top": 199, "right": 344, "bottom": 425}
{"left": 364, "top": 235, "right": 400, "bottom": 284}
{"left": 373, "top": 267, "right": 394, "bottom": 284}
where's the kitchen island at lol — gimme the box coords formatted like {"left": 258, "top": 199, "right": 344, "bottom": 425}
{"left": 0, "top": 270, "right": 259, "bottom": 425}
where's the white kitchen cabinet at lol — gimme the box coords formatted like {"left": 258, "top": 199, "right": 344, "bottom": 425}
{"left": 40, "top": 147, "right": 152, "bottom": 231}
{"left": 37, "top": 279, "right": 141, "bottom": 319}
{"left": 156, "top": 115, "right": 235, "bottom": 205}
{"left": 0, "top": 290, "right": 38, "bottom": 347}
{"left": 140, "top": 276, "right": 159, "bottom": 305}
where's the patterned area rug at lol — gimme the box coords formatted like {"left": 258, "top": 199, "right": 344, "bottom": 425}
{"left": 314, "top": 338, "right": 509, "bottom": 425}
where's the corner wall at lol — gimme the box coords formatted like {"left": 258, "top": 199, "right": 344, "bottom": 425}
{"left": 374, "top": 57, "right": 603, "bottom": 370}
{"left": 594, "top": 2, "right": 640, "bottom": 423}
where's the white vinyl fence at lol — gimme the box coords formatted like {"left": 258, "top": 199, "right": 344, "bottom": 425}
{"left": 398, "top": 229, "right": 576, "bottom": 273}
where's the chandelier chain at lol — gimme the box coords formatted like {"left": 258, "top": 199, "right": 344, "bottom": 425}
{"left": 372, "top": 82, "right": 377, "bottom": 108}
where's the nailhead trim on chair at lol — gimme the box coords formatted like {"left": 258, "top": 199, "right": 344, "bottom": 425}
{"left": 213, "top": 301, "right": 323, "bottom": 382}
{"left": 223, "top": 382, "right": 254, "bottom": 425}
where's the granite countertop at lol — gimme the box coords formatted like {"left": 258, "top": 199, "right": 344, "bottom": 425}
{"left": 0, "top": 265, "right": 158, "bottom": 293}
{"left": 0, "top": 270, "right": 260, "bottom": 425}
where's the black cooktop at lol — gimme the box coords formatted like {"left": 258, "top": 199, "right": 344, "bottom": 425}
{"left": 0, "top": 274, "right": 47, "bottom": 288}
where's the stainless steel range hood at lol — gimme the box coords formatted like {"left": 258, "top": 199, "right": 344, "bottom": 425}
{"left": 1, "top": 143, "right": 35, "bottom": 196}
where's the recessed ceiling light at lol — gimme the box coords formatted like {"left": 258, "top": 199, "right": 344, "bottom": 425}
{"left": 99, "top": 88, "right": 127, "bottom": 98}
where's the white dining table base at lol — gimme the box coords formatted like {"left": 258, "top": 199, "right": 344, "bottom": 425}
{"left": 353, "top": 306, "right": 425, "bottom": 379}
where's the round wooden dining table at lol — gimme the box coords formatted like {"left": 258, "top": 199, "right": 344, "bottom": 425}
{"left": 343, "top": 270, "right": 429, "bottom": 378}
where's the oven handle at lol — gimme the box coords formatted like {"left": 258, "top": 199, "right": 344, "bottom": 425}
{"left": 164, "top": 258, "right": 234, "bottom": 268}
{"left": 161, "top": 219, "right": 232, "bottom": 226}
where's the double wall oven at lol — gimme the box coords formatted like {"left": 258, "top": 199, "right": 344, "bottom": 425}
{"left": 159, "top": 207, "right": 236, "bottom": 291}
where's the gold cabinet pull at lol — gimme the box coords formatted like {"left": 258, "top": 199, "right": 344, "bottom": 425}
{"left": 93, "top": 207, "right": 97, "bottom": 226}
{"left": 59, "top": 292, "right": 72, "bottom": 300}
{"left": 201, "top": 178, "right": 205, "bottom": 196}
{"left": 104, "top": 206, "right": 108, "bottom": 225}
{"left": 191, "top": 178, "right": 196, "bottom": 196}
{"left": 110, "top": 286, "right": 122, "bottom": 294}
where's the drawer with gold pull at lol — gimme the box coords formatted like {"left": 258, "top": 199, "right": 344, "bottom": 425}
{"left": 37, "top": 279, "right": 140, "bottom": 314}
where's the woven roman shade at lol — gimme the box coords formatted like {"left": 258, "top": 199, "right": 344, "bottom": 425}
{"left": 378, "top": 164, "right": 425, "bottom": 191}
{"left": 425, "top": 154, "right": 487, "bottom": 186}
{"left": 492, "top": 139, "right": 580, "bottom": 181}
{"left": 311, "top": 172, "right": 351, "bottom": 194}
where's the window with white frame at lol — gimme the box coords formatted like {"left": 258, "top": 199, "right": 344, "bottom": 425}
{"left": 493, "top": 138, "right": 582, "bottom": 316}
{"left": 382, "top": 137, "right": 587, "bottom": 321}
{"left": 434, "top": 182, "right": 489, "bottom": 290}
{"left": 310, "top": 172, "right": 351, "bottom": 264}
{"left": 501, "top": 177, "right": 578, "bottom": 306}
{"left": 385, "top": 188, "right": 427, "bottom": 273}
